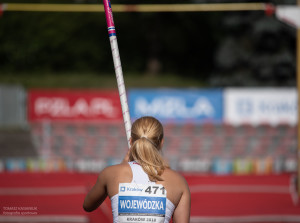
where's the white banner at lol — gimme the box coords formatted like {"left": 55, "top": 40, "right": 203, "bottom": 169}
{"left": 224, "top": 88, "right": 297, "bottom": 126}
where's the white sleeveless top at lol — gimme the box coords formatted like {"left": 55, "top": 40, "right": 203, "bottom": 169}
{"left": 110, "top": 161, "right": 175, "bottom": 223}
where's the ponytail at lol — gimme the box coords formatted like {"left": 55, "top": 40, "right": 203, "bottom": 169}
{"left": 128, "top": 117, "right": 168, "bottom": 182}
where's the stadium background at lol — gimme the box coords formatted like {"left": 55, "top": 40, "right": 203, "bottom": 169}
{"left": 0, "top": 0, "right": 300, "bottom": 222}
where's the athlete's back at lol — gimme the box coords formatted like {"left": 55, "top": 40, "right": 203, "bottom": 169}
{"left": 110, "top": 161, "right": 176, "bottom": 223}
{"left": 83, "top": 116, "right": 191, "bottom": 223}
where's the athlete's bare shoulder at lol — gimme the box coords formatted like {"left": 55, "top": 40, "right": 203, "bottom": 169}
{"left": 98, "top": 162, "right": 132, "bottom": 197}
{"left": 159, "top": 168, "right": 189, "bottom": 207}
{"left": 162, "top": 168, "right": 187, "bottom": 184}
{"left": 100, "top": 162, "right": 131, "bottom": 178}
{"left": 160, "top": 168, "right": 189, "bottom": 193}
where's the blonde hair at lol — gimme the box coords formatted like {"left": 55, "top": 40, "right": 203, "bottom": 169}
{"left": 129, "top": 116, "right": 169, "bottom": 182}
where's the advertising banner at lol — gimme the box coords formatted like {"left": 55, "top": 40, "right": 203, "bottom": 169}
{"left": 128, "top": 89, "right": 223, "bottom": 123}
{"left": 224, "top": 88, "right": 297, "bottom": 126}
{"left": 28, "top": 90, "right": 122, "bottom": 122}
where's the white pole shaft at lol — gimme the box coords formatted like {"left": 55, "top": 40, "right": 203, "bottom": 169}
{"left": 109, "top": 36, "right": 131, "bottom": 148}
{"left": 103, "top": 0, "right": 131, "bottom": 148}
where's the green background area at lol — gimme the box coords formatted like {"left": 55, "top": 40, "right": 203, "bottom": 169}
{"left": 0, "top": 0, "right": 297, "bottom": 88}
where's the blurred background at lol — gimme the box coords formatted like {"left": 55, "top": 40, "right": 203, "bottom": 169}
{"left": 0, "top": 0, "right": 299, "bottom": 222}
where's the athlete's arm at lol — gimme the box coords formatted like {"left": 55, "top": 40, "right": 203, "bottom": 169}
{"left": 83, "top": 169, "right": 108, "bottom": 212}
{"left": 172, "top": 177, "right": 191, "bottom": 223}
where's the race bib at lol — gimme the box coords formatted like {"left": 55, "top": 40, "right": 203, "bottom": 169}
{"left": 118, "top": 183, "right": 167, "bottom": 223}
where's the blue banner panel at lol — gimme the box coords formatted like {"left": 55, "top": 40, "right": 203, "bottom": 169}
{"left": 129, "top": 89, "right": 223, "bottom": 123}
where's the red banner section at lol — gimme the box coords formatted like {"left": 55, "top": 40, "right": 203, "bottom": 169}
{"left": 28, "top": 90, "right": 123, "bottom": 122}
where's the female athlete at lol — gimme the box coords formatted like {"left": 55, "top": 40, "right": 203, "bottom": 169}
{"left": 83, "top": 116, "right": 191, "bottom": 223}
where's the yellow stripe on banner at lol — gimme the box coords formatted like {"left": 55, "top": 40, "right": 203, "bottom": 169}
{"left": 127, "top": 3, "right": 266, "bottom": 12}
{"left": 3, "top": 3, "right": 267, "bottom": 13}
{"left": 4, "top": 3, "right": 104, "bottom": 12}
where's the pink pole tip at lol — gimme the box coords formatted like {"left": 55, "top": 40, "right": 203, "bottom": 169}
{"left": 103, "top": 0, "right": 116, "bottom": 36}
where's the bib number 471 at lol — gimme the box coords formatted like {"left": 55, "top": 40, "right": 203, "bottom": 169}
{"left": 145, "top": 186, "right": 165, "bottom": 195}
